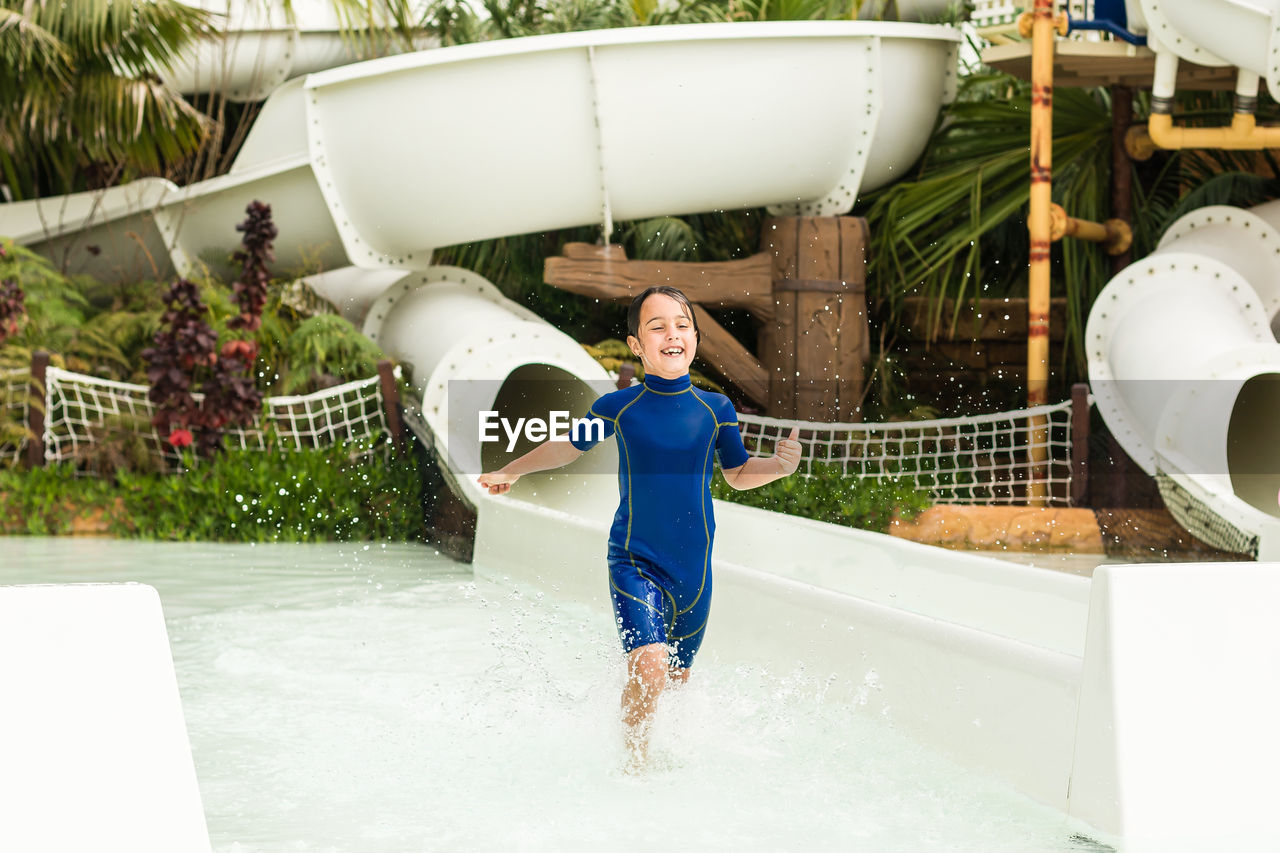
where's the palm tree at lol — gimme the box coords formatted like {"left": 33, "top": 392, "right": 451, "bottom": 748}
{"left": 0, "top": 0, "right": 220, "bottom": 200}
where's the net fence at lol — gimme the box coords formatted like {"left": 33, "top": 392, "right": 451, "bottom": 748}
{"left": 1156, "top": 472, "right": 1258, "bottom": 558}
{"left": 34, "top": 366, "right": 394, "bottom": 468}
{"left": 13, "top": 362, "right": 1081, "bottom": 504}
{"left": 737, "top": 399, "right": 1079, "bottom": 505}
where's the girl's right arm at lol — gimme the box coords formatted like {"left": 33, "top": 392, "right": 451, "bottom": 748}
{"left": 476, "top": 439, "right": 584, "bottom": 495}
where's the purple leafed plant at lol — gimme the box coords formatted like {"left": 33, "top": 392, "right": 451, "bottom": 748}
{"left": 145, "top": 202, "right": 275, "bottom": 457}
{"left": 143, "top": 278, "right": 217, "bottom": 441}
{"left": 228, "top": 200, "right": 277, "bottom": 333}
{"left": 196, "top": 339, "right": 264, "bottom": 456}
{"left": 0, "top": 277, "right": 25, "bottom": 344}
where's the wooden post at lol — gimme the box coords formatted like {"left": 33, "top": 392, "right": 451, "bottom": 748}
{"left": 25, "top": 351, "right": 49, "bottom": 470}
{"left": 762, "top": 215, "right": 870, "bottom": 422}
{"left": 1071, "top": 382, "right": 1090, "bottom": 506}
{"left": 376, "top": 359, "right": 404, "bottom": 449}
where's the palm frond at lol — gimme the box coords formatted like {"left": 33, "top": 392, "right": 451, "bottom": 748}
{"left": 0, "top": 6, "right": 70, "bottom": 79}
{"left": 860, "top": 78, "right": 1111, "bottom": 360}
{"left": 622, "top": 216, "right": 700, "bottom": 260}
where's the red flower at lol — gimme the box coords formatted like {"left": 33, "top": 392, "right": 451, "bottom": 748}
{"left": 167, "top": 428, "right": 194, "bottom": 448}
{"left": 220, "top": 339, "right": 258, "bottom": 362}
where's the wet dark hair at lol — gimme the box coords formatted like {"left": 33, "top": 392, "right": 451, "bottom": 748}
{"left": 626, "top": 286, "right": 700, "bottom": 342}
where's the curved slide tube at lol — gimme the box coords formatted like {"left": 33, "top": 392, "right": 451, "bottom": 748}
{"left": 163, "top": 0, "right": 436, "bottom": 102}
{"left": 4, "top": 22, "right": 959, "bottom": 285}
{"left": 1123, "top": 0, "right": 1277, "bottom": 79}
{"left": 1087, "top": 201, "right": 1280, "bottom": 559}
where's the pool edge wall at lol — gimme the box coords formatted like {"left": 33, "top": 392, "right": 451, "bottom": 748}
{"left": 0, "top": 583, "right": 212, "bottom": 853}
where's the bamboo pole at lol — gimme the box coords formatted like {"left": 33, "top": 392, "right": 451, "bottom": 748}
{"left": 1025, "top": 0, "right": 1059, "bottom": 505}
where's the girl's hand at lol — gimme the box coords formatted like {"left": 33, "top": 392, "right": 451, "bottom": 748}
{"left": 477, "top": 469, "right": 519, "bottom": 495}
{"left": 774, "top": 427, "right": 801, "bottom": 476}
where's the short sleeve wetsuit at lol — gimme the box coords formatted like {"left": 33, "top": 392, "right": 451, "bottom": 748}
{"left": 570, "top": 372, "right": 751, "bottom": 669}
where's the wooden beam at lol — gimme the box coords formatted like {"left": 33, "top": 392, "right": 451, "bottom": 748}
{"left": 544, "top": 243, "right": 774, "bottom": 320}
{"left": 690, "top": 304, "right": 768, "bottom": 407}
{"left": 982, "top": 40, "right": 1238, "bottom": 90}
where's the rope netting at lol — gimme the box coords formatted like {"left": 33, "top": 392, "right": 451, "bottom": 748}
{"left": 13, "top": 362, "right": 1080, "bottom": 505}
{"left": 37, "top": 366, "right": 394, "bottom": 466}
{"left": 737, "top": 399, "right": 1078, "bottom": 505}
{"left": 1156, "top": 473, "right": 1258, "bottom": 558}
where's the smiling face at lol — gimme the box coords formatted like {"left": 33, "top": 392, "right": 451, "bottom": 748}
{"left": 627, "top": 292, "right": 697, "bottom": 380}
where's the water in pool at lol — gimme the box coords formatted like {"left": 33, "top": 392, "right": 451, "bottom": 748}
{"left": 2, "top": 537, "right": 1099, "bottom": 852}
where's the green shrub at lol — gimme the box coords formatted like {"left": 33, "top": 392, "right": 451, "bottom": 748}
{"left": 0, "top": 464, "right": 122, "bottom": 535}
{"left": 711, "top": 463, "right": 931, "bottom": 534}
{"left": 0, "top": 443, "right": 428, "bottom": 543}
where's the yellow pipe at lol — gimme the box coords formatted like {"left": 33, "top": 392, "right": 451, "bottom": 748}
{"left": 1025, "top": 0, "right": 1055, "bottom": 506}
{"left": 1049, "top": 203, "right": 1133, "bottom": 256}
{"left": 1129, "top": 113, "right": 1280, "bottom": 158}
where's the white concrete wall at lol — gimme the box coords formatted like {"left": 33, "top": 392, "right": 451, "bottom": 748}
{"left": 0, "top": 584, "right": 210, "bottom": 853}
{"left": 1070, "top": 562, "right": 1280, "bottom": 850}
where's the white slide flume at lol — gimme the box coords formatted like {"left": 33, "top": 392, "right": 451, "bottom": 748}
{"left": 1087, "top": 205, "right": 1280, "bottom": 559}
{"left": 5, "top": 22, "right": 958, "bottom": 285}
{"left": 161, "top": 0, "right": 435, "bottom": 102}
{"left": 1124, "top": 0, "right": 1279, "bottom": 81}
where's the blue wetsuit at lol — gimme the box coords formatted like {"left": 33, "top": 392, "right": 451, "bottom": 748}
{"left": 570, "top": 372, "right": 751, "bottom": 668}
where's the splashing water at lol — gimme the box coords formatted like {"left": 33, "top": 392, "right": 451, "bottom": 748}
{"left": 2, "top": 539, "right": 1093, "bottom": 852}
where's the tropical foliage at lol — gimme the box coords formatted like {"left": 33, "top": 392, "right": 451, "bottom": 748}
{"left": 0, "top": 0, "right": 215, "bottom": 199}
{"left": 856, "top": 77, "right": 1280, "bottom": 380}
{"left": 0, "top": 243, "right": 381, "bottom": 398}
{"left": 711, "top": 463, "right": 931, "bottom": 533}
{"left": 419, "top": 0, "right": 867, "bottom": 45}
{"left": 0, "top": 442, "right": 428, "bottom": 542}
{"left": 0, "top": 261, "right": 23, "bottom": 344}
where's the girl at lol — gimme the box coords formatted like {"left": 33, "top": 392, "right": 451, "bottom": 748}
{"left": 477, "top": 285, "right": 801, "bottom": 767}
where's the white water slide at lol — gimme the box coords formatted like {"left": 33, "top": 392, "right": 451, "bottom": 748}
{"left": 7, "top": 16, "right": 1280, "bottom": 852}
{"left": 1080, "top": 0, "right": 1280, "bottom": 560}
{"left": 163, "top": 0, "right": 438, "bottom": 102}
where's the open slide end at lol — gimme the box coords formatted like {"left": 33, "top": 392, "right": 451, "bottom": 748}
{"left": 1228, "top": 372, "right": 1280, "bottom": 518}
{"left": 475, "top": 362, "right": 620, "bottom": 517}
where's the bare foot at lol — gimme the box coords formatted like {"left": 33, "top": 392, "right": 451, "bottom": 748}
{"left": 622, "top": 726, "right": 649, "bottom": 775}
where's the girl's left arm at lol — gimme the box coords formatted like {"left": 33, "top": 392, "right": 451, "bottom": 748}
{"left": 720, "top": 427, "right": 801, "bottom": 491}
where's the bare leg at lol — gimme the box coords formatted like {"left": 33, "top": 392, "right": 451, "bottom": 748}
{"left": 621, "top": 643, "right": 670, "bottom": 769}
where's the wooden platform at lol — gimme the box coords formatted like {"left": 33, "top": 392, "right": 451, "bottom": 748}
{"left": 889, "top": 504, "right": 1250, "bottom": 563}
{"left": 982, "top": 40, "right": 1239, "bottom": 90}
